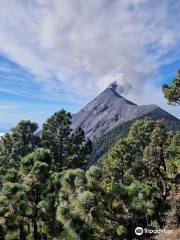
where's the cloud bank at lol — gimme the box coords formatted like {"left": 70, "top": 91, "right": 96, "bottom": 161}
{"left": 0, "top": 0, "right": 180, "bottom": 115}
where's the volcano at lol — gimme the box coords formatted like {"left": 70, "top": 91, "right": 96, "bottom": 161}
{"left": 71, "top": 81, "right": 180, "bottom": 139}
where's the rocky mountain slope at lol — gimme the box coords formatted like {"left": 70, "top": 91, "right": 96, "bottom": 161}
{"left": 71, "top": 81, "right": 180, "bottom": 140}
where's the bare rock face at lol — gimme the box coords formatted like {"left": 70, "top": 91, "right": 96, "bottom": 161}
{"left": 71, "top": 82, "right": 180, "bottom": 139}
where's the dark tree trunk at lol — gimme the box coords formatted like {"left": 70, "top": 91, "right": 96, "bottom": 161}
{"left": 162, "top": 159, "right": 167, "bottom": 173}
{"left": 57, "top": 137, "right": 63, "bottom": 172}
{"left": 19, "top": 222, "right": 26, "bottom": 240}
{"left": 0, "top": 226, "right": 5, "bottom": 240}
{"left": 33, "top": 218, "right": 38, "bottom": 240}
{"left": 33, "top": 202, "right": 38, "bottom": 240}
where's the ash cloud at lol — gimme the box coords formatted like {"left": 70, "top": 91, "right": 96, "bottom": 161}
{"left": 0, "top": 0, "right": 180, "bottom": 97}
{"left": 104, "top": 73, "right": 133, "bottom": 95}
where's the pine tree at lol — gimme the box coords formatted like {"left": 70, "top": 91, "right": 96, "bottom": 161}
{"left": 163, "top": 69, "right": 180, "bottom": 105}
{"left": 42, "top": 171, "right": 63, "bottom": 239}
{"left": 165, "top": 131, "right": 180, "bottom": 176}
{"left": 162, "top": 70, "right": 180, "bottom": 230}
{"left": 0, "top": 168, "right": 28, "bottom": 240}
{"left": 57, "top": 167, "right": 127, "bottom": 240}
{"left": 0, "top": 120, "right": 40, "bottom": 174}
{"left": 102, "top": 118, "right": 176, "bottom": 236}
{"left": 144, "top": 120, "right": 168, "bottom": 199}
{"left": 103, "top": 118, "right": 158, "bottom": 184}
{"left": 19, "top": 148, "right": 51, "bottom": 240}
{"left": 41, "top": 109, "right": 92, "bottom": 171}
{"left": 0, "top": 106, "right": 179, "bottom": 239}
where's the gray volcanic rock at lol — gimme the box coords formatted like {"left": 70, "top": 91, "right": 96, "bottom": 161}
{"left": 71, "top": 81, "right": 180, "bottom": 139}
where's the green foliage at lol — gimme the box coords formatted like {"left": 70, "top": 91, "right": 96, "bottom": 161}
{"left": 144, "top": 121, "right": 169, "bottom": 198}
{"left": 56, "top": 164, "right": 166, "bottom": 239}
{"left": 163, "top": 69, "right": 180, "bottom": 105}
{"left": 41, "top": 109, "right": 92, "bottom": 171}
{"left": 103, "top": 118, "right": 158, "bottom": 184}
{"left": 0, "top": 168, "right": 27, "bottom": 239}
{"left": 57, "top": 167, "right": 127, "bottom": 240}
{"left": 20, "top": 149, "right": 51, "bottom": 240}
{"left": 0, "top": 109, "right": 179, "bottom": 240}
{"left": 0, "top": 120, "right": 39, "bottom": 174}
{"left": 165, "top": 131, "right": 180, "bottom": 175}
{"left": 91, "top": 112, "right": 180, "bottom": 165}
{"left": 102, "top": 118, "right": 180, "bottom": 236}
{"left": 0, "top": 149, "right": 52, "bottom": 240}
{"left": 91, "top": 119, "right": 133, "bottom": 165}
{"left": 0, "top": 109, "right": 92, "bottom": 240}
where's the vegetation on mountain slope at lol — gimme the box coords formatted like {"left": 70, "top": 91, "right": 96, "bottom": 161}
{"left": 0, "top": 110, "right": 91, "bottom": 240}
{"left": 0, "top": 73, "right": 179, "bottom": 239}
{"left": 91, "top": 108, "right": 180, "bottom": 165}
{"left": 0, "top": 112, "right": 179, "bottom": 239}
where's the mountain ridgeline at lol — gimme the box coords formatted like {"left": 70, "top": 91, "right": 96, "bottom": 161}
{"left": 72, "top": 81, "right": 180, "bottom": 163}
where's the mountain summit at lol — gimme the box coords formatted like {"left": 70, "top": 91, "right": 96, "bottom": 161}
{"left": 107, "top": 80, "right": 132, "bottom": 96}
{"left": 71, "top": 83, "right": 180, "bottom": 139}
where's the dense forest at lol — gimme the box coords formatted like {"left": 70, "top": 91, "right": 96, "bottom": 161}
{"left": 0, "top": 71, "right": 179, "bottom": 239}
{"left": 91, "top": 110, "right": 180, "bottom": 166}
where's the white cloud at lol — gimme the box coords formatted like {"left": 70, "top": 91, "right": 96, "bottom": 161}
{"left": 98, "top": 73, "right": 133, "bottom": 95}
{"left": 0, "top": 132, "right": 4, "bottom": 137}
{"left": 0, "top": 105, "right": 17, "bottom": 110}
{"left": 0, "top": 0, "right": 180, "bottom": 117}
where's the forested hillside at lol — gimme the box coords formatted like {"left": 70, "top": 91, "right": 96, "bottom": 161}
{"left": 0, "top": 71, "right": 179, "bottom": 240}
{"left": 91, "top": 109, "right": 180, "bottom": 166}
{"left": 0, "top": 112, "right": 179, "bottom": 240}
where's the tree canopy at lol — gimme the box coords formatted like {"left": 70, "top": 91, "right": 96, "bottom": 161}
{"left": 0, "top": 110, "right": 179, "bottom": 239}
{"left": 163, "top": 69, "right": 180, "bottom": 105}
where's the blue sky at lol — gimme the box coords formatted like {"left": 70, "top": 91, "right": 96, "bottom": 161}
{"left": 0, "top": 55, "right": 85, "bottom": 132}
{"left": 0, "top": 0, "right": 180, "bottom": 133}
